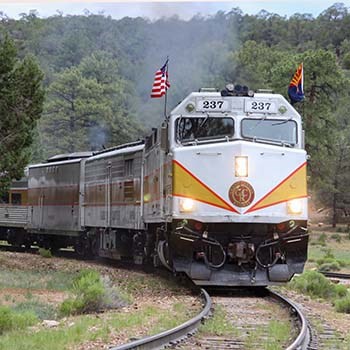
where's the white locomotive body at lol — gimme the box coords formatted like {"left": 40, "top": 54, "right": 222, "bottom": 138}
{"left": 142, "top": 88, "right": 308, "bottom": 286}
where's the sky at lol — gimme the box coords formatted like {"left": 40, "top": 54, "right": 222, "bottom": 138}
{"left": 0, "top": 0, "right": 349, "bottom": 20}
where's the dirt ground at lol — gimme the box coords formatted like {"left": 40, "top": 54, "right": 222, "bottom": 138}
{"left": 0, "top": 250, "right": 201, "bottom": 349}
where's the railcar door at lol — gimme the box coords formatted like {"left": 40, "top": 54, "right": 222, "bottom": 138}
{"left": 106, "top": 161, "right": 112, "bottom": 228}
{"left": 143, "top": 129, "right": 164, "bottom": 221}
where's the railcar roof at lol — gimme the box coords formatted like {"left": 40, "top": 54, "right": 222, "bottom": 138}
{"left": 86, "top": 144, "right": 145, "bottom": 162}
{"left": 29, "top": 158, "right": 84, "bottom": 168}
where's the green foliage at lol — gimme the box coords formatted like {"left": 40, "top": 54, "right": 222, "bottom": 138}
{"left": 13, "top": 300, "right": 57, "bottom": 320}
{"left": 38, "top": 248, "right": 52, "bottom": 258}
{"left": 0, "top": 268, "right": 76, "bottom": 291}
{"left": 200, "top": 304, "right": 235, "bottom": 336}
{"left": 60, "top": 269, "right": 105, "bottom": 315}
{"left": 40, "top": 51, "right": 142, "bottom": 158}
{"left": 0, "top": 306, "right": 38, "bottom": 334}
{"left": 317, "top": 233, "right": 327, "bottom": 246}
{"left": 0, "top": 33, "right": 44, "bottom": 193}
{"left": 334, "top": 295, "right": 350, "bottom": 313}
{"left": 318, "top": 261, "right": 340, "bottom": 272}
{"left": 331, "top": 233, "right": 342, "bottom": 242}
{"left": 290, "top": 270, "right": 347, "bottom": 300}
{"left": 59, "top": 269, "right": 126, "bottom": 316}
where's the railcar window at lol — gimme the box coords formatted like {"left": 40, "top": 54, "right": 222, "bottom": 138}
{"left": 241, "top": 119, "right": 297, "bottom": 145}
{"left": 11, "top": 193, "right": 22, "bottom": 205}
{"left": 1, "top": 192, "right": 9, "bottom": 204}
{"left": 124, "top": 159, "right": 133, "bottom": 177}
{"left": 176, "top": 117, "right": 234, "bottom": 143}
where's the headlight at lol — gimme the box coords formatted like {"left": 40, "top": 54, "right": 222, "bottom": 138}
{"left": 179, "top": 198, "right": 195, "bottom": 212}
{"left": 235, "top": 156, "right": 248, "bottom": 177}
{"left": 287, "top": 199, "right": 303, "bottom": 214}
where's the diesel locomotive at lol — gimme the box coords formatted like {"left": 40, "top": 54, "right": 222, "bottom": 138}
{"left": 0, "top": 85, "right": 309, "bottom": 286}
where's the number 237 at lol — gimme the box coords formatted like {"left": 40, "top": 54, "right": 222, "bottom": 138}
{"left": 250, "top": 101, "right": 271, "bottom": 110}
{"left": 202, "top": 100, "right": 224, "bottom": 109}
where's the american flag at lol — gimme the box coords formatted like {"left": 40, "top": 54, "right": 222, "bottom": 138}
{"left": 151, "top": 60, "right": 170, "bottom": 98}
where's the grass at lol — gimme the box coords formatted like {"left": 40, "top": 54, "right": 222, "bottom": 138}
{"left": 245, "top": 320, "right": 291, "bottom": 350}
{"left": 199, "top": 304, "right": 236, "bottom": 336}
{"left": 199, "top": 302, "right": 291, "bottom": 349}
{"left": 334, "top": 295, "right": 350, "bottom": 313}
{"left": 0, "top": 306, "right": 37, "bottom": 335}
{"left": 0, "top": 301, "right": 191, "bottom": 350}
{"left": 0, "top": 269, "right": 77, "bottom": 291}
{"left": 307, "top": 228, "right": 350, "bottom": 270}
{"left": 13, "top": 300, "right": 57, "bottom": 320}
{"left": 0, "top": 253, "right": 197, "bottom": 349}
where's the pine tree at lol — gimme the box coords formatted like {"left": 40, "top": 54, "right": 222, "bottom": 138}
{"left": 0, "top": 33, "right": 44, "bottom": 194}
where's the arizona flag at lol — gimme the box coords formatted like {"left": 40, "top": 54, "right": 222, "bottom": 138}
{"left": 288, "top": 63, "right": 304, "bottom": 104}
{"left": 151, "top": 59, "right": 170, "bottom": 98}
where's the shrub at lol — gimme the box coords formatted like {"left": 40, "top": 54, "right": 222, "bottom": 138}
{"left": 60, "top": 270, "right": 104, "bottom": 316}
{"left": 14, "top": 300, "right": 57, "bottom": 320}
{"left": 335, "top": 295, "right": 350, "bottom": 313}
{"left": 317, "top": 233, "right": 327, "bottom": 246}
{"left": 318, "top": 261, "right": 341, "bottom": 272}
{"left": 323, "top": 248, "right": 334, "bottom": 259}
{"left": 0, "top": 306, "right": 37, "bottom": 334}
{"left": 334, "top": 284, "right": 348, "bottom": 298}
{"left": 331, "top": 233, "right": 342, "bottom": 243}
{"left": 290, "top": 271, "right": 347, "bottom": 300}
{"left": 316, "top": 257, "right": 335, "bottom": 266}
{"left": 38, "top": 248, "right": 52, "bottom": 258}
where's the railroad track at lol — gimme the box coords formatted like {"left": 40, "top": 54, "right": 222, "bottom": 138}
{"left": 110, "top": 288, "right": 211, "bottom": 350}
{"left": 320, "top": 271, "right": 350, "bottom": 279}
{"left": 112, "top": 287, "right": 311, "bottom": 350}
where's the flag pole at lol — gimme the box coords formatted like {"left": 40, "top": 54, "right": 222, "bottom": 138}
{"left": 164, "top": 56, "right": 169, "bottom": 120}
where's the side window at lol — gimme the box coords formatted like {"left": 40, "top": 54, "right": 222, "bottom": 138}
{"left": 124, "top": 159, "right": 134, "bottom": 177}
{"left": 11, "top": 193, "right": 22, "bottom": 205}
{"left": 1, "top": 192, "right": 9, "bottom": 204}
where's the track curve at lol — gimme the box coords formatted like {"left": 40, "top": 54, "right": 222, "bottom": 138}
{"left": 268, "top": 289, "right": 310, "bottom": 350}
{"left": 109, "top": 288, "right": 211, "bottom": 350}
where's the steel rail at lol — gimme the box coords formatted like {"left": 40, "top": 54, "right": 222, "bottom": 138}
{"left": 268, "top": 289, "right": 310, "bottom": 350}
{"left": 110, "top": 288, "right": 211, "bottom": 350}
{"left": 320, "top": 271, "right": 350, "bottom": 279}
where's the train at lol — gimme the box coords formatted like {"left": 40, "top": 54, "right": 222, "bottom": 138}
{"left": 0, "top": 84, "right": 309, "bottom": 287}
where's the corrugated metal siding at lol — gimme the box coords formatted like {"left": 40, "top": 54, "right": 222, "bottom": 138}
{"left": 0, "top": 206, "right": 27, "bottom": 227}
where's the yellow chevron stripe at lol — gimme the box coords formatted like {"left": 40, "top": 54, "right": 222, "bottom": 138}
{"left": 173, "top": 160, "right": 238, "bottom": 213}
{"left": 246, "top": 162, "right": 307, "bottom": 213}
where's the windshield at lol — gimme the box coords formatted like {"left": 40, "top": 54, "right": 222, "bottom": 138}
{"left": 176, "top": 117, "right": 234, "bottom": 143}
{"left": 241, "top": 119, "right": 297, "bottom": 145}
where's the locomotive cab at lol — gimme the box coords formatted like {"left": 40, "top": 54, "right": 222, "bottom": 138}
{"left": 148, "top": 85, "right": 309, "bottom": 286}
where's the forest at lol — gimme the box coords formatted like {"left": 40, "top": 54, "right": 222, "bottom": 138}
{"left": 0, "top": 3, "right": 350, "bottom": 222}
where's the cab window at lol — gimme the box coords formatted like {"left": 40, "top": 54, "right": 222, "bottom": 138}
{"left": 241, "top": 119, "right": 297, "bottom": 146}
{"left": 176, "top": 117, "right": 234, "bottom": 143}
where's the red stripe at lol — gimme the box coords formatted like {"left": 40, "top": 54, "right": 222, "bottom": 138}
{"left": 173, "top": 160, "right": 238, "bottom": 213}
{"left": 245, "top": 162, "right": 307, "bottom": 214}
{"left": 244, "top": 195, "right": 308, "bottom": 213}
{"left": 152, "top": 87, "right": 166, "bottom": 91}
{"left": 173, "top": 193, "right": 238, "bottom": 212}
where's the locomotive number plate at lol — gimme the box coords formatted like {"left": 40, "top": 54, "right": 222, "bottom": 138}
{"left": 196, "top": 99, "right": 230, "bottom": 112}
{"left": 244, "top": 100, "right": 277, "bottom": 114}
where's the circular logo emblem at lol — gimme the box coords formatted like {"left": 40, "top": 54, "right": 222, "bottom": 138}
{"left": 228, "top": 181, "right": 255, "bottom": 207}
